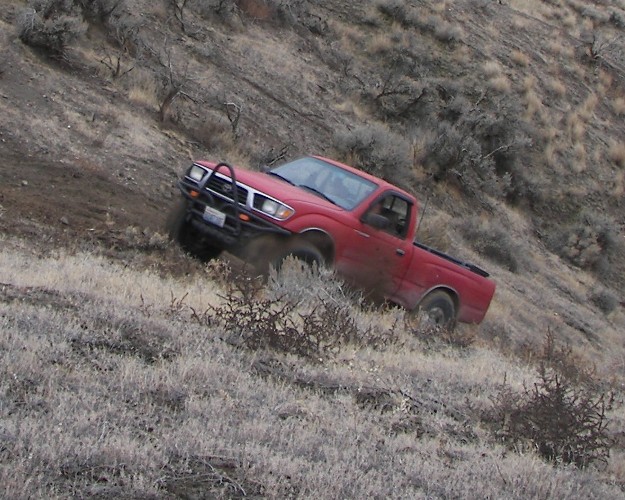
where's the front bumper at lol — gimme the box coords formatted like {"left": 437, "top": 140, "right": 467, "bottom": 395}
{"left": 177, "top": 177, "right": 291, "bottom": 251}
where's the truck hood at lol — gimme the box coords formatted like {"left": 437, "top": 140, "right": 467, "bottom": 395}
{"left": 228, "top": 167, "right": 346, "bottom": 213}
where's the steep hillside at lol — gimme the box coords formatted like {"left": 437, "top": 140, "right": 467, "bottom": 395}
{"left": 1, "top": 0, "right": 625, "bottom": 496}
{"left": 2, "top": 0, "right": 624, "bottom": 365}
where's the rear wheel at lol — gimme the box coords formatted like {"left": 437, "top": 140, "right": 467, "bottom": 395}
{"left": 415, "top": 290, "right": 456, "bottom": 330}
{"left": 166, "top": 197, "right": 222, "bottom": 261}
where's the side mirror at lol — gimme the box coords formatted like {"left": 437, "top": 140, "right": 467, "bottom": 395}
{"left": 362, "top": 213, "right": 391, "bottom": 230}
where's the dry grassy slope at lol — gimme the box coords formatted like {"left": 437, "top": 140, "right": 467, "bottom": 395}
{"left": 468, "top": 1, "right": 625, "bottom": 202}
{"left": 1, "top": 0, "right": 625, "bottom": 496}
{"left": 1, "top": 237, "right": 624, "bottom": 497}
{"left": 0, "top": 1, "right": 624, "bottom": 365}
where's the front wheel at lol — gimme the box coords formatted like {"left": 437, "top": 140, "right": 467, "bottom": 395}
{"left": 271, "top": 239, "right": 325, "bottom": 273}
{"left": 414, "top": 290, "right": 456, "bottom": 331}
{"left": 166, "top": 197, "right": 222, "bottom": 261}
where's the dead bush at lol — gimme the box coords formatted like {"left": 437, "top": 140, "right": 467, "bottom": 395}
{"left": 207, "top": 262, "right": 401, "bottom": 360}
{"left": 194, "top": 0, "right": 309, "bottom": 29}
{"left": 77, "top": 0, "right": 125, "bottom": 23}
{"left": 404, "top": 314, "right": 477, "bottom": 349}
{"left": 375, "top": 0, "right": 418, "bottom": 27}
{"left": 208, "top": 268, "right": 360, "bottom": 361}
{"left": 610, "top": 10, "right": 625, "bottom": 29}
{"left": 17, "top": 0, "right": 123, "bottom": 56}
{"left": 429, "top": 16, "right": 463, "bottom": 44}
{"left": 535, "top": 330, "right": 597, "bottom": 385}
{"left": 421, "top": 121, "right": 508, "bottom": 199}
{"left": 489, "top": 333, "right": 614, "bottom": 468}
{"left": 491, "top": 369, "right": 612, "bottom": 468}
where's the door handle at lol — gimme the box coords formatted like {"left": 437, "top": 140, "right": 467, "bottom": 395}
{"left": 396, "top": 248, "right": 405, "bottom": 256}
{"left": 356, "top": 230, "right": 370, "bottom": 238}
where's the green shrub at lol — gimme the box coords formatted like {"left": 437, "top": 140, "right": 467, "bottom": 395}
{"left": 589, "top": 287, "right": 619, "bottom": 315}
{"left": 457, "top": 216, "right": 525, "bottom": 272}
{"left": 17, "top": 6, "right": 85, "bottom": 56}
{"left": 545, "top": 210, "right": 622, "bottom": 280}
{"left": 333, "top": 122, "right": 414, "bottom": 188}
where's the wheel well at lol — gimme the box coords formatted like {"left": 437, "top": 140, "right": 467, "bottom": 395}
{"left": 299, "top": 229, "right": 335, "bottom": 265}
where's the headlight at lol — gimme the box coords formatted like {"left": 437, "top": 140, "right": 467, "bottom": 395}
{"left": 187, "top": 164, "right": 207, "bottom": 182}
{"left": 254, "top": 195, "right": 294, "bottom": 220}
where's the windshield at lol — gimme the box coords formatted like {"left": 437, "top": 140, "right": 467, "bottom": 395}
{"left": 269, "top": 157, "right": 378, "bottom": 210}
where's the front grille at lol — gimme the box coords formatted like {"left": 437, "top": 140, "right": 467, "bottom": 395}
{"left": 205, "top": 175, "right": 248, "bottom": 205}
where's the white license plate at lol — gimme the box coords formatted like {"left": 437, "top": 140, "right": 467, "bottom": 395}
{"left": 203, "top": 206, "right": 226, "bottom": 227}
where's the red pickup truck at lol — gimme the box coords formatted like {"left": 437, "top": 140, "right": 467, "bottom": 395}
{"left": 168, "top": 155, "right": 496, "bottom": 328}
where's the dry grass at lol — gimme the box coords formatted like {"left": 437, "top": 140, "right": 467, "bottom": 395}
{"left": 547, "top": 77, "right": 567, "bottom": 98}
{"left": 488, "top": 74, "right": 512, "bottom": 93}
{"left": 608, "top": 140, "right": 625, "bottom": 167}
{"left": 613, "top": 96, "right": 625, "bottom": 116}
{"left": 482, "top": 60, "right": 503, "bottom": 78}
{"left": 579, "top": 93, "right": 599, "bottom": 121}
{"left": 127, "top": 69, "right": 159, "bottom": 109}
{"left": 510, "top": 49, "right": 530, "bottom": 67}
{"left": 572, "top": 142, "right": 587, "bottom": 171}
{"left": 2, "top": 0, "right": 625, "bottom": 495}
{"left": 546, "top": 39, "right": 575, "bottom": 59}
{"left": 566, "top": 112, "right": 586, "bottom": 142}
{"left": 1, "top": 237, "right": 624, "bottom": 497}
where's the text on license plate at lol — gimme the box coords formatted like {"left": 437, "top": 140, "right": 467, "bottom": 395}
{"left": 203, "top": 206, "right": 226, "bottom": 227}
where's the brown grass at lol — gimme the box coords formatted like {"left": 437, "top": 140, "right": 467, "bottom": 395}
{"left": 2, "top": 0, "right": 625, "bottom": 495}
{"left": 482, "top": 60, "right": 503, "bottom": 78}
{"left": 566, "top": 112, "right": 586, "bottom": 142}
{"left": 608, "top": 140, "right": 625, "bottom": 167}
{"left": 127, "top": 70, "right": 159, "bottom": 109}
{"left": 1, "top": 236, "right": 623, "bottom": 497}
{"left": 488, "top": 74, "right": 512, "bottom": 93}
{"left": 510, "top": 49, "right": 530, "bottom": 67}
{"left": 547, "top": 78, "right": 567, "bottom": 98}
{"left": 579, "top": 93, "right": 599, "bottom": 121}
{"left": 612, "top": 97, "right": 625, "bottom": 116}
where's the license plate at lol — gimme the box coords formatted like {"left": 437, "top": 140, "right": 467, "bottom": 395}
{"left": 203, "top": 206, "right": 226, "bottom": 227}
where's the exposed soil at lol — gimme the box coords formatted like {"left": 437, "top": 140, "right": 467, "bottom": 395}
{"left": 0, "top": 13, "right": 176, "bottom": 253}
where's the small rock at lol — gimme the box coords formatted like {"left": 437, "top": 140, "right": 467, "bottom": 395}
{"left": 21, "top": 180, "right": 28, "bottom": 186}
{"left": 60, "top": 216, "right": 69, "bottom": 226}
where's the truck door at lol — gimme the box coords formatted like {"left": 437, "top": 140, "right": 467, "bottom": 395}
{"left": 341, "top": 193, "right": 413, "bottom": 301}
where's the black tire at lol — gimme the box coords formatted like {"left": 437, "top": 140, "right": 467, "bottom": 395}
{"left": 270, "top": 239, "right": 325, "bottom": 274}
{"left": 166, "top": 197, "right": 222, "bottom": 261}
{"left": 416, "top": 290, "right": 456, "bottom": 330}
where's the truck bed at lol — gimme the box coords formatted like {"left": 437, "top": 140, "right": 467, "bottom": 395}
{"left": 414, "top": 242, "right": 490, "bottom": 278}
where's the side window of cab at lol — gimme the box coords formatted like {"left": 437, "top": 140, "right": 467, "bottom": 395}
{"left": 363, "top": 194, "right": 412, "bottom": 239}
